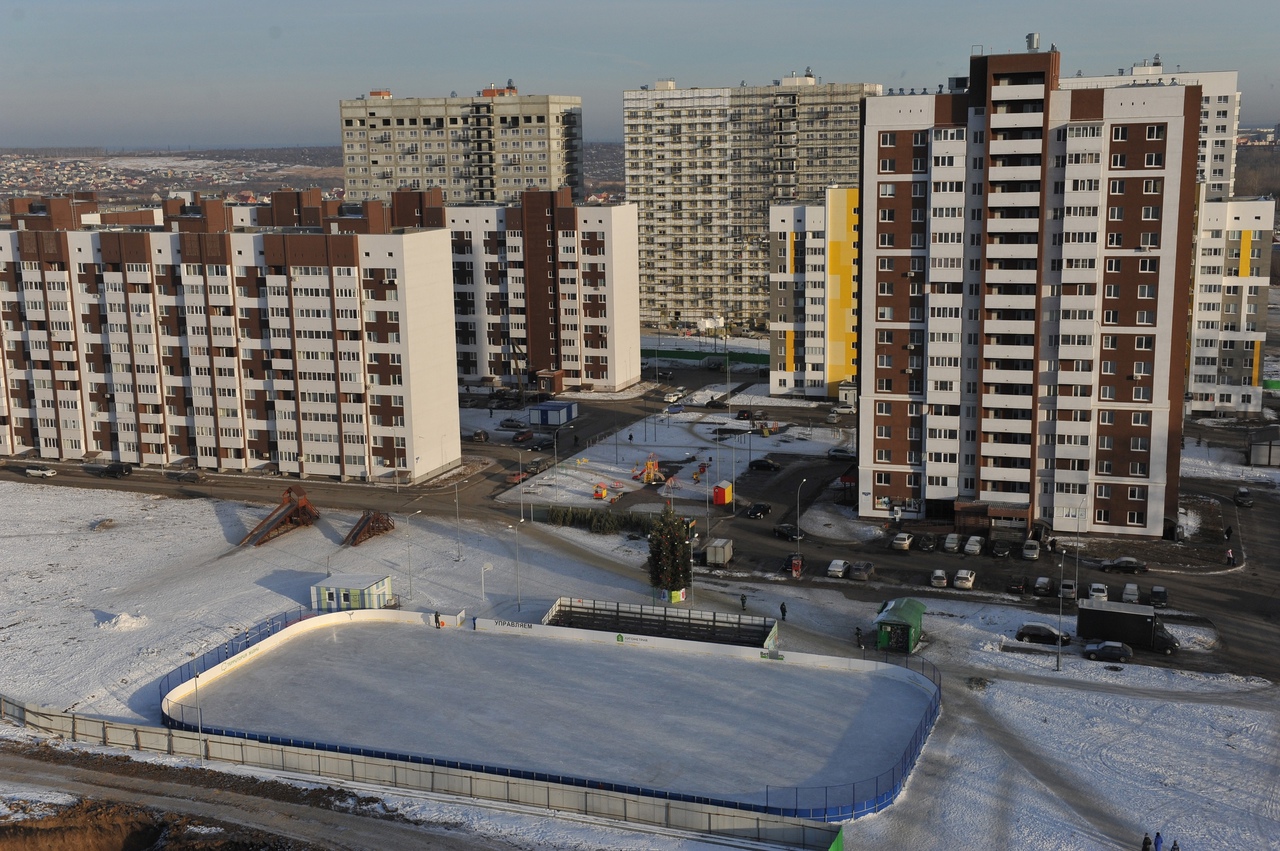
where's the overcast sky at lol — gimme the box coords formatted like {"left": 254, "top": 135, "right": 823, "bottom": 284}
{"left": 2, "top": 0, "right": 1276, "bottom": 149}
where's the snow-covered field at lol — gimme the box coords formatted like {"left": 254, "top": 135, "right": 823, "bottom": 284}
{"left": 1, "top": 421, "right": 1278, "bottom": 848}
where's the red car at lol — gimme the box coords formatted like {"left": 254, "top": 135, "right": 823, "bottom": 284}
{"left": 512, "top": 429, "right": 534, "bottom": 443}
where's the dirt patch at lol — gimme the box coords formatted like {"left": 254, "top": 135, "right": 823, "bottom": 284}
{"left": 0, "top": 739, "right": 383, "bottom": 850}
{"left": 0, "top": 798, "right": 321, "bottom": 850}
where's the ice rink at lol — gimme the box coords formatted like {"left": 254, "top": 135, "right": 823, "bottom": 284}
{"left": 191, "top": 619, "right": 936, "bottom": 805}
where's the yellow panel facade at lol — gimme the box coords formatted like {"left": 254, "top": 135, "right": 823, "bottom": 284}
{"left": 824, "top": 187, "right": 860, "bottom": 396}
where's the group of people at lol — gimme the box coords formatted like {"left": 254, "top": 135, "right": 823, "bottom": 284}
{"left": 1141, "top": 831, "right": 1179, "bottom": 851}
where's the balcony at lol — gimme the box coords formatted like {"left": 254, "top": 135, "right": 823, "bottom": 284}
{"left": 989, "top": 112, "right": 1044, "bottom": 130}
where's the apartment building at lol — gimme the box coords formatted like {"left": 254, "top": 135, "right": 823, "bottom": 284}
{"left": 340, "top": 84, "right": 584, "bottom": 204}
{"left": 421, "top": 190, "right": 641, "bottom": 394}
{"left": 1187, "top": 196, "right": 1273, "bottom": 416}
{"left": 858, "top": 46, "right": 1199, "bottom": 539}
{"left": 767, "top": 187, "right": 861, "bottom": 400}
{"left": 624, "top": 72, "right": 879, "bottom": 328}
{"left": 1063, "top": 58, "right": 1240, "bottom": 199}
{"left": 1, "top": 194, "right": 460, "bottom": 483}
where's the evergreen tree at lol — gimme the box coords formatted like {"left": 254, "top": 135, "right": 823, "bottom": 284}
{"left": 647, "top": 506, "right": 692, "bottom": 593}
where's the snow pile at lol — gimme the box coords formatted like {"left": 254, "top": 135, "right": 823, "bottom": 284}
{"left": 95, "top": 613, "right": 148, "bottom": 631}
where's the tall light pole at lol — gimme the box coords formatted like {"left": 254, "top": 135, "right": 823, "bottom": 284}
{"left": 1076, "top": 496, "right": 1085, "bottom": 591}
{"left": 554, "top": 424, "right": 574, "bottom": 477}
{"left": 405, "top": 509, "right": 421, "bottom": 602}
{"left": 1056, "top": 544, "right": 1066, "bottom": 672}
{"left": 453, "top": 480, "right": 469, "bottom": 561}
{"left": 508, "top": 522, "right": 523, "bottom": 612}
{"left": 796, "top": 478, "right": 807, "bottom": 556}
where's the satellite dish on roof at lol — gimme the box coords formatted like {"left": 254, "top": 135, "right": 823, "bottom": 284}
{"left": 450, "top": 91, "right": 457, "bottom": 98}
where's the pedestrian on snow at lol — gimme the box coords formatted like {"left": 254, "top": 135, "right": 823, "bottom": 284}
{"left": 740, "top": 594, "right": 747, "bottom": 611}
{"left": 855, "top": 627, "right": 864, "bottom": 649}
{"left": 1224, "top": 525, "right": 1233, "bottom": 540}
{"left": 779, "top": 602, "right": 787, "bottom": 621}
{"left": 1169, "top": 841, "right": 1179, "bottom": 851}
{"left": 1142, "top": 833, "right": 1152, "bottom": 851}
{"left": 628, "top": 432, "right": 634, "bottom": 444}
{"left": 1154, "top": 832, "right": 1163, "bottom": 851}
{"left": 573, "top": 434, "right": 579, "bottom": 448}
{"left": 1227, "top": 548, "right": 1235, "bottom": 566}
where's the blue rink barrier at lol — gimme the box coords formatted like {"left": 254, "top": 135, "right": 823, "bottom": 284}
{"left": 160, "top": 608, "right": 942, "bottom": 823}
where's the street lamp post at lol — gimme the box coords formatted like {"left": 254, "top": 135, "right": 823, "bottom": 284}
{"left": 1076, "top": 497, "right": 1085, "bottom": 591}
{"left": 1056, "top": 546, "right": 1066, "bottom": 672}
{"left": 405, "top": 509, "right": 421, "bottom": 602}
{"left": 553, "top": 424, "right": 574, "bottom": 478}
{"left": 796, "top": 478, "right": 807, "bottom": 556}
{"left": 453, "top": 480, "right": 469, "bottom": 561}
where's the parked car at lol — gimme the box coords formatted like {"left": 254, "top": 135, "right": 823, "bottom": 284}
{"left": 1058, "top": 579, "right": 1077, "bottom": 600}
{"left": 1021, "top": 539, "right": 1041, "bottom": 561}
{"left": 505, "top": 470, "right": 530, "bottom": 485}
{"left": 511, "top": 429, "right": 535, "bottom": 443}
{"left": 752, "top": 410, "right": 766, "bottom": 421}
{"left": 942, "top": 533, "right": 962, "bottom": 553}
{"left": 826, "top": 559, "right": 852, "bottom": 579}
{"left": 1016, "top": 622, "right": 1071, "bottom": 646}
{"left": 527, "top": 437, "right": 554, "bottom": 451}
{"left": 1006, "top": 575, "right": 1029, "bottom": 595}
{"left": 1233, "top": 487, "right": 1254, "bottom": 507}
{"left": 891, "top": 532, "right": 915, "bottom": 551}
{"left": 499, "top": 417, "right": 527, "bottom": 430}
{"left": 663, "top": 392, "right": 683, "bottom": 403}
{"left": 1100, "top": 556, "right": 1148, "bottom": 574}
{"left": 1122, "top": 583, "right": 1141, "bottom": 604}
{"left": 24, "top": 464, "right": 57, "bottom": 478}
{"left": 744, "top": 502, "right": 772, "bottom": 519}
{"left": 964, "top": 535, "right": 984, "bottom": 556}
{"left": 1149, "top": 585, "right": 1169, "bottom": 608}
{"left": 736, "top": 409, "right": 753, "bottom": 421}
{"left": 849, "top": 561, "right": 876, "bottom": 581}
{"left": 99, "top": 462, "right": 132, "bottom": 479}
{"left": 831, "top": 403, "right": 855, "bottom": 415}
{"left": 772, "top": 523, "right": 804, "bottom": 542}
{"left": 1084, "top": 641, "right": 1133, "bottom": 663}
{"left": 1034, "top": 576, "right": 1055, "bottom": 597}
{"left": 471, "top": 429, "right": 490, "bottom": 443}
{"left": 656, "top": 369, "right": 674, "bottom": 380}
{"left": 826, "top": 446, "right": 856, "bottom": 460}
{"left": 748, "top": 458, "right": 781, "bottom": 472}
{"left": 1088, "top": 582, "right": 1109, "bottom": 601}
{"left": 825, "top": 412, "right": 841, "bottom": 424}
{"left": 930, "top": 569, "right": 949, "bottom": 588}
{"left": 705, "top": 398, "right": 728, "bottom": 409}
{"left": 525, "top": 458, "right": 549, "bottom": 475}
{"left": 665, "top": 403, "right": 685, "bottom": 414}
{"left": 914, "top": 532, "right": 938, "bottom": 553}
{"left": 990, "top": 539, "right": 1012, "bottom": 558}
{"left": 953, "top": 569, "right": 976, "bottom": 590}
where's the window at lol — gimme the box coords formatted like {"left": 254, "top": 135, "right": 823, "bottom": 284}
{"left": 1108, "top": 206, "right": 1124, "bottom": 221}
{"left": 1110, "top": 154, "right": 1127, "bottom": 169}
{"left": 1112, "top": 126, "right": 1129, "bottom": 141}
{"left": 875, "top": 472, "right": 891, "bottom": 486}
{"left": 879, "top": 184, "right": 896, "bottom": 197}
{"left": 1138, "top": 259, "right": 1158, "bottom": 274}
{"left": 1144, "top": 153, "right": 1164, "bottom": 168}
{"left": 1143, "top": 178, "right": 1163, "bottom": 194}
{"left": 1099, "top": 410, "right": 1115, "bottom": 424}
{"left": 879, "top": 208, "right": 895, "bottom": 222}
{"left": 1141, "top": 206, "right": 1160, "bottom": 221}
{"left": 1127, "top": 511, "right": 1146, "bottom": 526}
{"left": 1137, "top": 284, "right": 1155, "bottom": 299}
{"left": 1109, "top": 179, "right": 1125, "bottom": 194}
{"left": 879, "top": 159, "right": 896, "bottom": 173}
{"left": 879, "top": 132, "right": 896, "bottom": 146}
{"left": 1106, "top": 258, "right": 1122, "bottom": 273}
{"left": 1132, "top": 412, "right": 1151, "bottom": 426}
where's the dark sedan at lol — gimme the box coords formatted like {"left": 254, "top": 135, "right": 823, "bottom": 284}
{"left": 772, "top": 524, "right": 804, "bottom": 542}
{"left": 1016, "top": 622, "right": 1071, "bottom": 646}
{"left": 913, "top": 533, "right": 938, "bottom": 553}
{"left": 748, "top": 458, "right": 781, "bottom": 472}
{"left": 1084, "top": 641, "right": 1133, "bottom": 663}
{"left": 744, "top": 503, "right": 772, "bottom": 519}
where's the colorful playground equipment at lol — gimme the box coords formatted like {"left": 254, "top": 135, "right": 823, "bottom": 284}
{"left": 343, "top": 509, "right": 396, "bottom": 546}
{"left": 632, "top": 453, "right": 666, "bottom": 484}
{"left": 239, "top": 486, "right": 321, "bottom": 547}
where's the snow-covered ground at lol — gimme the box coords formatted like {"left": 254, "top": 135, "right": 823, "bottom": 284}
{"left": 2, "top": 423, "right": 1278, "bottom": 848}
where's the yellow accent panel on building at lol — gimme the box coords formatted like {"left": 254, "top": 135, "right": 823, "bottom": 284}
{"left": 784, "top": 329, "right": 795, "bottom": 373}
{"left": 824, "top": 188, "right": 860, "bottom": 396}
{"left": 1239, "top": 230, "right": 1252, "bottom": 277}
{"left": 1253, "top": 340, "right": 1262, "bottom": 387}
{"left": 788, "top": 232, "right": 796, "bottom": 276}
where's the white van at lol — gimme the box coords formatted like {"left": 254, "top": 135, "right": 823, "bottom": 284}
{"left": 1122, "top": 583, "right": 1140, "bottom": 604}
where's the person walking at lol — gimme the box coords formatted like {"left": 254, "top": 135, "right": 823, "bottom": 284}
{"left": 628, "top": 432, "right": 633, "bottom": 444}
{"left": 1224, "top": 525, "right": 1233, "bottom": 540}
{"left": 740, "top": 594, "right": 747, "bottom": 611}
{"left": 1226, "top": 548, "right": 1235, "bottom": 566}
{"left": 1153, "top": 832, "right": 1163, "bottom": 851}
{"left": 1168, "top": 841, "right": 1179, "bottom": 851}
{"left": 1141, "top": 833, "right": 1153, "bottom": 851}
{"left": 779, "top": 602, "right": 787, "bottom": 621}
{"left": 855, "top": 627, "right": 864, "bottom": 649}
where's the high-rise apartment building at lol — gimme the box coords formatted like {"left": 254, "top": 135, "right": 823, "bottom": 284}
{"left": 858, "top": 45, "right": 1200, "bottom": 539}
{"left": 768, "top": 188, "right": 862, "bottom": 400}
{"left": 340, "top": 84, "right": 583, "bottom": 204}
{"left": 624, "top": 73, "right": 879, "bottom": 328}
{"left": 1186, "top": 196, "right": 1273, "bottom": 415}
{"left": 1, "top": 193, "right": 460, "bottom": 482}
{"left": 413, "top": 189, "right": 641, "bottom": 393}
{"left": 1063, "top": 58, "right": 1240, "bottom": 200}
